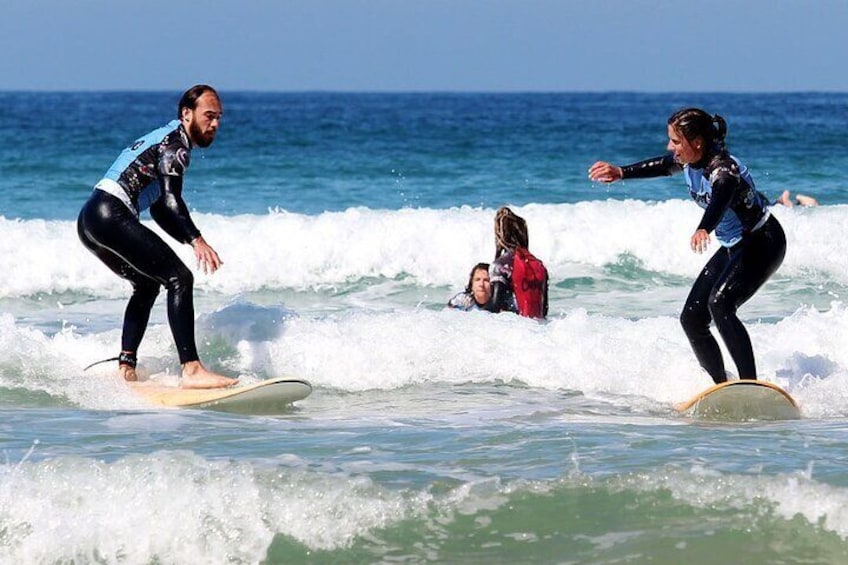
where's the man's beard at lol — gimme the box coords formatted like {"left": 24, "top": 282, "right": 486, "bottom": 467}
{"left": 190, "top": 121, "right": 215, "bottom": 148}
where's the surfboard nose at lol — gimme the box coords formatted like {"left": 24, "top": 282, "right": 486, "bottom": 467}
{"left": 677, "top": 380, "right": 800, "bottom": 421}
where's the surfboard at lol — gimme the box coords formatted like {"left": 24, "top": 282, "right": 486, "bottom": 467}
{"left": 676, "top": 380, "right": 801, "bottom": 421}
{"left": 128, "top": 377, "right": 312, "bottom": 415}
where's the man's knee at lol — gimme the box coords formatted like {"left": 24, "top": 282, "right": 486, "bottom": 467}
{"left": 132, "top": 280, "right": 161, "bottom": 303}
{"left": 168, "top": 264, "right": 194, "bottom": 293}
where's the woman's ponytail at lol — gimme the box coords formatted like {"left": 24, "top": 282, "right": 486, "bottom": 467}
{"left": 712, "top": 114, "right": 728, "bottom": 150}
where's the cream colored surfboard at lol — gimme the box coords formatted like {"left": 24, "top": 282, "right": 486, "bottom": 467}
{"left": 129, "top": 377, "right": 312, "bottom": 415}
{"left": 676, "top": 380, "right": 800, "bottom": 421}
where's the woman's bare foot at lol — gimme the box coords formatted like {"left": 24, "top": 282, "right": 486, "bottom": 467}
{"left": 118, "top": 364, "right": 138, "bottom": 382}
{"left": 180, "top": 361, "right": 238, "bottom": 389}
{"left": 777, "top": 190, "right": 793, "bottom": 207}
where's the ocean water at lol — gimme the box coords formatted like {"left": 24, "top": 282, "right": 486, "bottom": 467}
{"left": 2, "top": 91, "right": 848, "bottom": 563}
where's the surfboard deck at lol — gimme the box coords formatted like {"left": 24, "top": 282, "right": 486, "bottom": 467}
{"left": 676, "top": 380, "right": 801, "bottom": 421}
{"left": 128, "top": 377, "right": 312, "bottom": 415}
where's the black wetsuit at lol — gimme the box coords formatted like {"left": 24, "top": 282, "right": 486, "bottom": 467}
{"left": 621, "top": 151, "right": 786, "bottom": 383}
{"left": 487, "top": 251, "right": 520, "bottom": 315}
{"left": 77, "top": 120, "right": 203, "bottom": 364}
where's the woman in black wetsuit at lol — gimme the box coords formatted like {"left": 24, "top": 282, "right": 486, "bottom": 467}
{"left": 588, "top": 108, "right": 786, "bottom": 384}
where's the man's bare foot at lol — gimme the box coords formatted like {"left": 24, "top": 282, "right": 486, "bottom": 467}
{"left": 795, "top": 193, "right": 819, "bottom": 207}
{"left": 180, "top": 361, "right": 238, "bottom": 389}
{"left": 777, "top": 190, "right": 793, "bottom": 207}
{"left": 118, "top": 364, "right": 138, "bottom": 382}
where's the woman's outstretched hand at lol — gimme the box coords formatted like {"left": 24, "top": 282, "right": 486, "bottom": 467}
{"left": 588, "top": 161, "right": 623, "bottom": 184}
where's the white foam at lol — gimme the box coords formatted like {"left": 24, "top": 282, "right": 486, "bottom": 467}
{"left": 3, "top": 202, "right": 847, "bottom": 297}
{"left": 5, "top": 298, "right": 848, "bottom": 416}
{"left": 4, "top": 446, "right": 845, "bottom": 562}
{"left": 0, "top": 450, "right": 429, "bottom": 562}
{"left": 628, "top": 464, "right": 848, "bottom": 541}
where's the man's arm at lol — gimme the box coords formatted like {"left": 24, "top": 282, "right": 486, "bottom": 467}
{"left": 149, "top": 173, "right": 201, "bottom": 244}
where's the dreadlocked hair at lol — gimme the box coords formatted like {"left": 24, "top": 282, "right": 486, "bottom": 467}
{"left": 494, "top": 206, "right": 529, "bottom": 258}
{"left": 668, "top": 107, "right": 728, "bottom": 153}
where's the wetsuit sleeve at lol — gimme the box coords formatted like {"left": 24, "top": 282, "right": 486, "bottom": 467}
{"left": 620, "top": 153, "right": 680, "bottom": 179}
{"left": 485, "top": 255, "right": 512, "bottom": 313}
{"left": 485, "top": 282, "right": 509, "bottom": 313}
{"left": 149, "top": 145, "right": 202, "bottom": 244}
{"left": 696, "top": 167, "right": 737, "bottom": 234}
{"left": 447, "top": 292, "right": 473, "bottom": 310}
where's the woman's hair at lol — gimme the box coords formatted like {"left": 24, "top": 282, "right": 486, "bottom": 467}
{"left": 178, "top": 84, "right": 219, "bottom": 118}
{"left": 667, "top": 107, "right": 728, "bottom": 153}
{"left": 494, "top": 206, "right": 529, "bottom": 257}
{"left": 465, "top": 262, "right": 490, "bottom": 294}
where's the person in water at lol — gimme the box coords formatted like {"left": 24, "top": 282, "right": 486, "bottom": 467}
{"left": 77, "top": 85, "right": 237, "bottom": 389}
{"left": 588, "top": 108, "right": 786, "bottom": 384}
{"left": 485, "top": 207, "right": 549, "bottom": 319}
{"left": 774, "top": 190, "right": 818, "bottom": 208}
{"left": 447, "top": 262, "right": 492, "bottom": 311}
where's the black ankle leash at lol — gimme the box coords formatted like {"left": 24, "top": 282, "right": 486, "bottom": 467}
{"left": 83, "top": 352, "right": 137, "bottom": 371}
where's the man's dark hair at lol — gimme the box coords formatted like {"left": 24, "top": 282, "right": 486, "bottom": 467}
{"left": 178, "top": 85, "right": 219, "bottom": 118}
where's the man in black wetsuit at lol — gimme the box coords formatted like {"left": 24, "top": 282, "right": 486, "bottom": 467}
{"left": 77, "top": 85, "right": 237, "bottom": 389}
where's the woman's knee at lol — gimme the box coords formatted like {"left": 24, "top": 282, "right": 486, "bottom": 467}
{"left": 680, "top": 303, "right": 710, "bottom": 336}
{"left": 707, "top": 288, "right": 735, "bottom": 323}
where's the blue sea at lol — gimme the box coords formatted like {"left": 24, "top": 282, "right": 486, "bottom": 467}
{"left": 2, "top": 91, "right": 848, "bottom": 564}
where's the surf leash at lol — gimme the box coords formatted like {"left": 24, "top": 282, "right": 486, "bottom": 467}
{"left": 83, "top": 352, "right": 137, "bottom": 372}
{"left": 83, "top": 356, "right": 120, "bottom": 371}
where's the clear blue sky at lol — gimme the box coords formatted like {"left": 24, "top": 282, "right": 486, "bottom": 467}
{"left": 2, "top": 0, "right": 846, "bottom": 92}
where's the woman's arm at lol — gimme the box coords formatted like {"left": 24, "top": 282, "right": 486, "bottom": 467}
{"left": 589, "top": 153, "right": 679, "bottom": 183}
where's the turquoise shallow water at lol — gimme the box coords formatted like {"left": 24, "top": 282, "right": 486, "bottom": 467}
{"left": 4, "top": 387, "right": 848, "bottom": 563}
{"left": 2, "top": 92, "right": 848, "bottom": 563}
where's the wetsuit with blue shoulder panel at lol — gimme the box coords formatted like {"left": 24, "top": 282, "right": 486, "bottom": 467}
{"left": 615, "top": 109, "right": 785, "bottom": 384}
{"left": 78, "top": 119, "right": 203, "bottom": 367}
